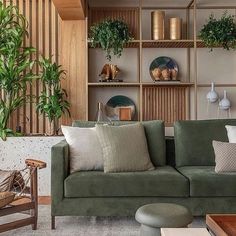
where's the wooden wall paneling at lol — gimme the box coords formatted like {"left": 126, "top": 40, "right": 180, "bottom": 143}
{"left": 88, "top": 7, "right": 140, "bottom": 39}
{"left": 60, "top": 20, "right": 87, "bottom": 125}
{"left": 142, "top": 86, "right": 188, "bottom": 125}
{"left": 52, "top": 0, "right": 85, "bottom": 20}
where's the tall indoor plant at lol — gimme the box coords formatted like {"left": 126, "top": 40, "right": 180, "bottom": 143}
{"left": 37, "top": 57, "right": 70, "bottom": 135}
{"left": 0, "top": 2, "right": 36, "bottom": 140}
{"left": 89, "top": 19, "right": 133, "bottom": 60}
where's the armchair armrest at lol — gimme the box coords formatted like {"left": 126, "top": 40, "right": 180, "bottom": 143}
{"left": 25, "top": 159, "right": 46, "bottom": 169}
{"left": 51, "top": 140, "right": 69, "bottom": 204}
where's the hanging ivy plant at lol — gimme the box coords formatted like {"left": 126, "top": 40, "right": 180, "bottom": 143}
{"left": 199, "top": 12, "right": 236, "bottom": 51}
{"left": 89, "top": 19, "right": 133, "bottom": 61}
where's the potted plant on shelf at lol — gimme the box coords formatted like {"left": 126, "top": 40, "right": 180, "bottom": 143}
{"left": 89, "top": 19, "right": 133, "bottom": 61}
{"left": 0, "top": 2, "right": 37, "bottom": 140}
{"left": 199, "top": 12, "right": 236, "bottom": 51}
{"left": 37, "top": 57, "right": 70, "bottom": 136}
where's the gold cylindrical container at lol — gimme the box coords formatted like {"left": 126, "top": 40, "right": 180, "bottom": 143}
{"left": 169, "top": 17, "right": 182, "bottom": 40}
{"left": 151, "top": 11, "right": 165, "bottom": 40}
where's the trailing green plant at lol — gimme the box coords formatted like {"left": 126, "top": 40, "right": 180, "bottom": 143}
{"left": 89, "top": 19, "right": 133, "bottom": 60}
{"left": 37, "top": 57, "right": 70, "bottom": 135}
{"left": 199, "top": 12, "right": 236, "bottom": 50}
{"left": 0, "top": 2, "right": 37, "bottom": 141}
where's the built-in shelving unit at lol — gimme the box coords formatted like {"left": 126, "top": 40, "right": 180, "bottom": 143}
{"left": 86, "top": 0, "right": 236, "bottom": 124}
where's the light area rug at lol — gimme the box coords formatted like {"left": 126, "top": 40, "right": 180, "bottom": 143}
{"left": 1, "top": 205, "right": 205, "bottom": 236}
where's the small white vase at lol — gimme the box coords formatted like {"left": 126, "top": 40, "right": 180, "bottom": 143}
{"left": 219, "top": 90, "right": 231, "bottom": 110}
{"left": 206, "top": 82, "right": 218, "bottom": 103}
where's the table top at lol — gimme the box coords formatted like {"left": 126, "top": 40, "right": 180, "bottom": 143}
{"left": 206, "top": 214, "right": 236, "bottom": 236}
{"left": 161, "top": 228, "right": 211, "bottom": 236}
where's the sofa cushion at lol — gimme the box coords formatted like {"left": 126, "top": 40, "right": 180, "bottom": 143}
{"left": 178, "top": 166, "right": 236, "bottom": 197}
{"left": 174, "top": 119, "right": 236, "bottom": 167}
{"left": 96, "top": 123, "right": 154, "bottom": 173}
{"left": 72, "top": 120, "right": 165, "bottom": 166}
{"left": 64, "top": 166, "right": 189, "bottom": 198}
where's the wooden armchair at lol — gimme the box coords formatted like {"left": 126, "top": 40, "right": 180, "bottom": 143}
{"left": 0, "top": 159, "right": 46, "bottom": 233}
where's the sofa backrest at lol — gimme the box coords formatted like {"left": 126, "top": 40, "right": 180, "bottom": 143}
{"left": 72, "top": 120, "right": 166, "bottom": 166}
{"left": 174, "top": 119, "right": 236, "bottom": 167}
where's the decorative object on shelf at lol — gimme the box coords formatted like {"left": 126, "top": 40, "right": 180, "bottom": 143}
{"left": 218, "top": 90, "right": 231, "bottom": 118}
{"left": 37, "top": 57, "right": 70, "bottom": 136}
{"left": 206, "top": 82, "right": 219, "bottom": 103}
{"left": 119, "top": 107, "right": 132, "bottom": 121}
{"left": 150, "top": 56, "right": 179, "bottom": 82}
{"left": 219, "top": 90, "right": 231, "bottom": 110}
{"left": 169, "top": 17, "right": 182, "bottom": 40}
{"left": 89, "top": 19, "right": 133, "bottom": 61}
{"left": 151, "top": 11, "right": 165, "bottom": 40}
{"left": 95, "top": 102, "right": 111, "bottom": 123}
{"left": 105, "top": 95, "right": 136, "bottom": 121}
{"left": 99, "top": 64, "right": 121, "bottom": 82}
{"left": 199, "top": 12, "right": 236, "bottom": 51}
{"left": 161, "top": 68, "right": 171, "bottom": 81}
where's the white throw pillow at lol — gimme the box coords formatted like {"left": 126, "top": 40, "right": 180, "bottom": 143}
{"left": 225, "top": 125, "right": 236, "bottom": 143}
{"left": 61, "top": 126, "right": 103, "bottom": 173}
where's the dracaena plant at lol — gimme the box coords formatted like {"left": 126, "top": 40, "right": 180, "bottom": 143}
{"left": 37, "top": 57, "right": 70, "bottom": 135}
{"left": 0, "top": 2, "right": 37, "bottom": 140}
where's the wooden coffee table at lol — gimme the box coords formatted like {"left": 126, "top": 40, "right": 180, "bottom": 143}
{"left": 206, "top": 214, "right": 236, "bottom": 236}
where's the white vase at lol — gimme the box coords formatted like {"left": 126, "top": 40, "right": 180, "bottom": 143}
{"left": 219, "top": 90, "right": 231, "bottom": 110}
{"left": 206, "top": 82, "right": 218, "bottom": 103}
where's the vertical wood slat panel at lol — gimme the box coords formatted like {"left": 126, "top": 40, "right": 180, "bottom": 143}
{"left": 142, "top": 86, "right": 188, "bottom": 125}
{"left": 3, "top": 0, "right": 60, "bottom": 134}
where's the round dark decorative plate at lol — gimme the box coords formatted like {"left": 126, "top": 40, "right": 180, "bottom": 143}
{"left": 105, "top": 95, "right": 136, "bottom": 121}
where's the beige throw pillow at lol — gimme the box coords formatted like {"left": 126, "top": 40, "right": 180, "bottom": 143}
{"left": 96, "top": 123, "right": 154, "bottom": 173}
{"left": 61, "top": 126, "right": 103, "bottom": 173}
{"left": 213, "top": 140, "right": 236, "bottom": 173}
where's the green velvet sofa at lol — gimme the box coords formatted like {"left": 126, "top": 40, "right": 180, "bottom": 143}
{"left": 51, "top": 119, "right": 236, "bottom": 228}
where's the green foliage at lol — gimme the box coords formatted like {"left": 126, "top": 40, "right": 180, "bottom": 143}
{"left": 89, "top": 19, "right": 133, "bottom": 60}
{"left": 0, "top": 1, "right": 37, "bottom": 141}
{"left": 199, "top": 12, "right": 236, "bottom": 50}
{"left": 37, "top": 57, "right": 70, "bottom": 135}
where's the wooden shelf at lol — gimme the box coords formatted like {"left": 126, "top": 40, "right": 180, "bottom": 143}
{"left": 88, "top": 82, "right": 140, "bottom": 87}
{"left": 197, "top": 83, "right": 236, "bottom": 88}
{"left": 142, "top": 40, "right": 206, "bottom": 48}
{"left": 88, "top": 39, "right": 210, "bottom": 48}
{"left": 142, "top": 82, "right": 194, "bottom": 87}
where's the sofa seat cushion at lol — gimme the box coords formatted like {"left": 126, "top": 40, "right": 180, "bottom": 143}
{"left": 178, "top": 166, "right": 236, "bottom": 197}
{"left": 64, "top": 166, "right": 189, "bottom": 198}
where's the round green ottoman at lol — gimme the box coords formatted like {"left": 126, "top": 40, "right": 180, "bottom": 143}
{"left": 135, "top": 203, "right": 193, "bottom": 236}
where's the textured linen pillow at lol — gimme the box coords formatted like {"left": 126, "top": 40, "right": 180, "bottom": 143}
{"left": 95, "top": 123, "right": 154, "bottom": 173}
{"left": 225, "top": 125, "right": 236, "bottom": 143}
{"left": 213, "top": 140, "right": 236, "bottom": 173}
{"left": 61, "top": 126, "right": 103, "bottom": 173}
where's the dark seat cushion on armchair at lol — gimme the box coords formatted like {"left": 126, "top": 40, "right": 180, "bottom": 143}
{"left": 64, "top": 166, "right": 189, "bottom": 198}
{"left": 178, "top": 166, "right": 236, "bottom": 197}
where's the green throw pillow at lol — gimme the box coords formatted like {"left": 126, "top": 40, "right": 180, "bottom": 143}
{"left": 96, "top": 123, "right": 154, "bottom": 173}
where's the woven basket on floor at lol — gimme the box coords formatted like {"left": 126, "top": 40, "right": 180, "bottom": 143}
{"left": 0, "top": 192, "right": 15, "bottom": 208}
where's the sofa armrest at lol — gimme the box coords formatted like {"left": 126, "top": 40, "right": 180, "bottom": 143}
{"left": 51, "top": 140, "right": 69, "bottom": 204}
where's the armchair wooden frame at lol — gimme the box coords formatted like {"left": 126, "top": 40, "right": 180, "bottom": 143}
{"left": 0, "top": 159, "right": 46, "bottom": 233}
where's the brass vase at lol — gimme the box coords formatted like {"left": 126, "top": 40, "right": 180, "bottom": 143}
{"left": 169, "top": 17, "right": 182, "bottom": 40}
{"left": 151, "top": 11, "right": 165, "bottom": 40}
